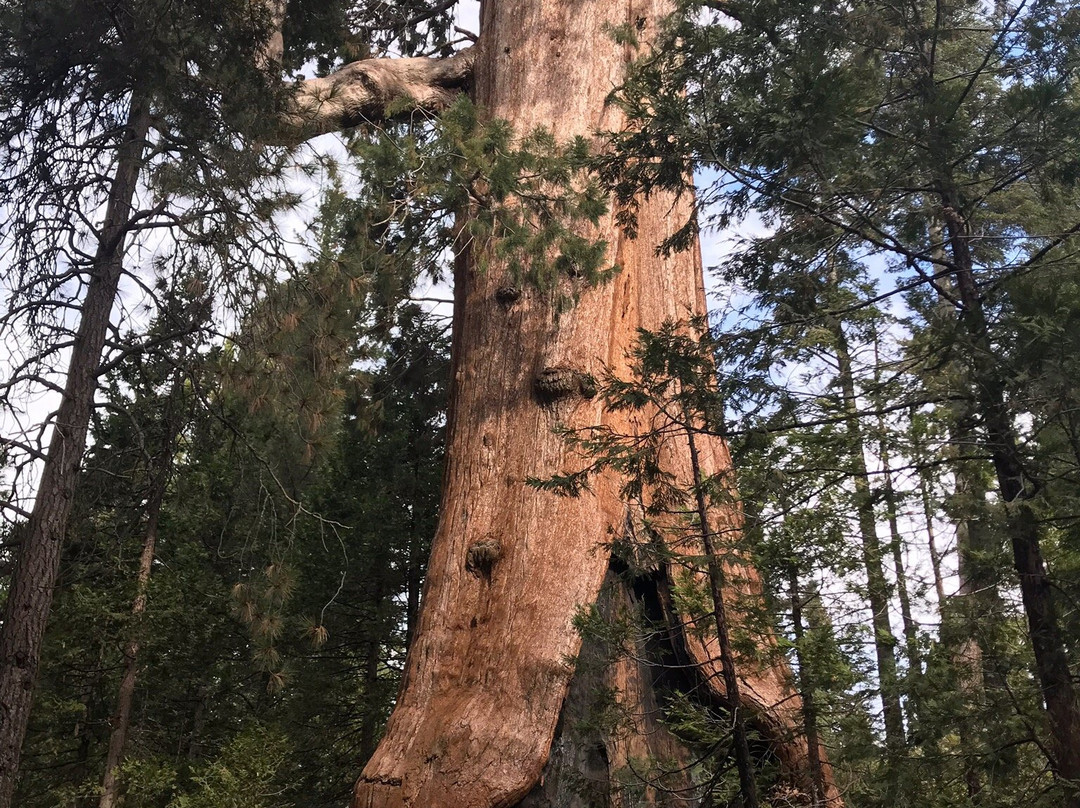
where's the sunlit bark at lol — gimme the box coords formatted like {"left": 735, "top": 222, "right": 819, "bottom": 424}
{"left": 349, "top": 2, "right": 837, "bottom": 806}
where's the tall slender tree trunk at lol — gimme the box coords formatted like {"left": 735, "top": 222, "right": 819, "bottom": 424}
{"left": 940, "top": 198, "right": 1080, "bottom": 803}
{"left": 919, "top": 473, "right": 946, "bottom": 610}
{"left": 788, "top": 565, "right": 827, "bottom": 808}
{"left": 920, "top": 482, "right": 947, "bottom": 606}
{"left": 825, "top": 320, "right": 906, "bottom": 768}
{"left": 946, "top": 414, "right": 996, "bottom": 710}
{"left": 98, "top": 474, "right": 164, "bottom": 808}
{"left": 773, "top": 486, "right": 830, "bottom": 808}
{"left": 98, "top": 370, "right": 187, "bottom": 808}
{"left": 352, "top": 2, "right": 832, "bottom": 806}
{"left": 908, "top": 409, "right": 947, "bottom": 612}
{"left": 686, "top": 426, "right": 759, "bottom": 808}
{"left": 925, "top": 218, "right": 999, "bottom": 800}
{"left": 872, "top": 340, "right": 920, "bottom": 688}
{"left": 0, "top": 99, "right": 150, "bottom": 808}
{"left": 878, "top": 441, "right": 920, "bottom": 679}
{"left": 948, "top": 423, "right": 992, "bottom": 804}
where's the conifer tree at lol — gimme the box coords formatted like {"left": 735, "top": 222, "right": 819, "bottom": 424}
{"left": 0, "top": 3, "right": 308, "bottom": 798}
{"left": 605, "top": 0, "right": 1080, "bottom": 799}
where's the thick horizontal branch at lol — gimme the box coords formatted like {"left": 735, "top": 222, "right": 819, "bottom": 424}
{"left": 269, "top": 47, "right": 476, "bottom": 145}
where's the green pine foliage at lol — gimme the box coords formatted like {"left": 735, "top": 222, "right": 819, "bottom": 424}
{"left": 600, "top": 0, "right": 1080, "bottom": 803}
{"left": 342, "top": 97, "right": 618, "bottom": 309}
{"left": 17, "top": 299, "right": 448, "bottom": 807}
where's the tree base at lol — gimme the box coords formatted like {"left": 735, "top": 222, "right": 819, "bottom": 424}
{"left": 519, "top": 567, "right": 806, "bottom": 808}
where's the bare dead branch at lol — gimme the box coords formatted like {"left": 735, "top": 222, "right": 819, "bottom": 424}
{"left": 269, "top": 47, "right": 476, "bottom": 145}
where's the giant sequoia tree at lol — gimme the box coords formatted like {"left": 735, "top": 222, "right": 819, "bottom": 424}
{"left": 262, "top": 2, "right": 831, "bottom": 806}
{"left": 349, "top": 2, "right": 813, "bottom": 802}
{"left": 0, "top": 1, "right": 832, "bottom": 805}
{"left": 598, "top": 0, "right": 1080, "bottom": 800}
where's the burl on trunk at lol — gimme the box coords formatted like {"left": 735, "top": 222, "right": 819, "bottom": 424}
{"left": 353, "top": 2, "right": 838, "bottom": 806}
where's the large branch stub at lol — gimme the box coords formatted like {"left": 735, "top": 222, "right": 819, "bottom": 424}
{"left": 465, "top": 536, "right": 503, "bottom": 581}
{"left": 270, "top": 48, "right": 476, "bottom": 145}
{"left": 534, "top": 365, "right": 597, "bottom": 402}
{"left": 495, "top": 285, "right": 523, "bottom": 306}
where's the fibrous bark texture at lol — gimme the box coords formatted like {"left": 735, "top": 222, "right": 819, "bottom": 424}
{"left": 353, "top": 2, "right": 837, "bottom": 807}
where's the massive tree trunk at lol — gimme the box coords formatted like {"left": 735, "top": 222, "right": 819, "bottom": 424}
{"left": 352, "top": 2, "right": 835, "bottom": 806}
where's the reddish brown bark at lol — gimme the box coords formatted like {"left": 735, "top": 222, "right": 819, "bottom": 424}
{"left": 352, "top": 2, "right": 836, "bottom": 806}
